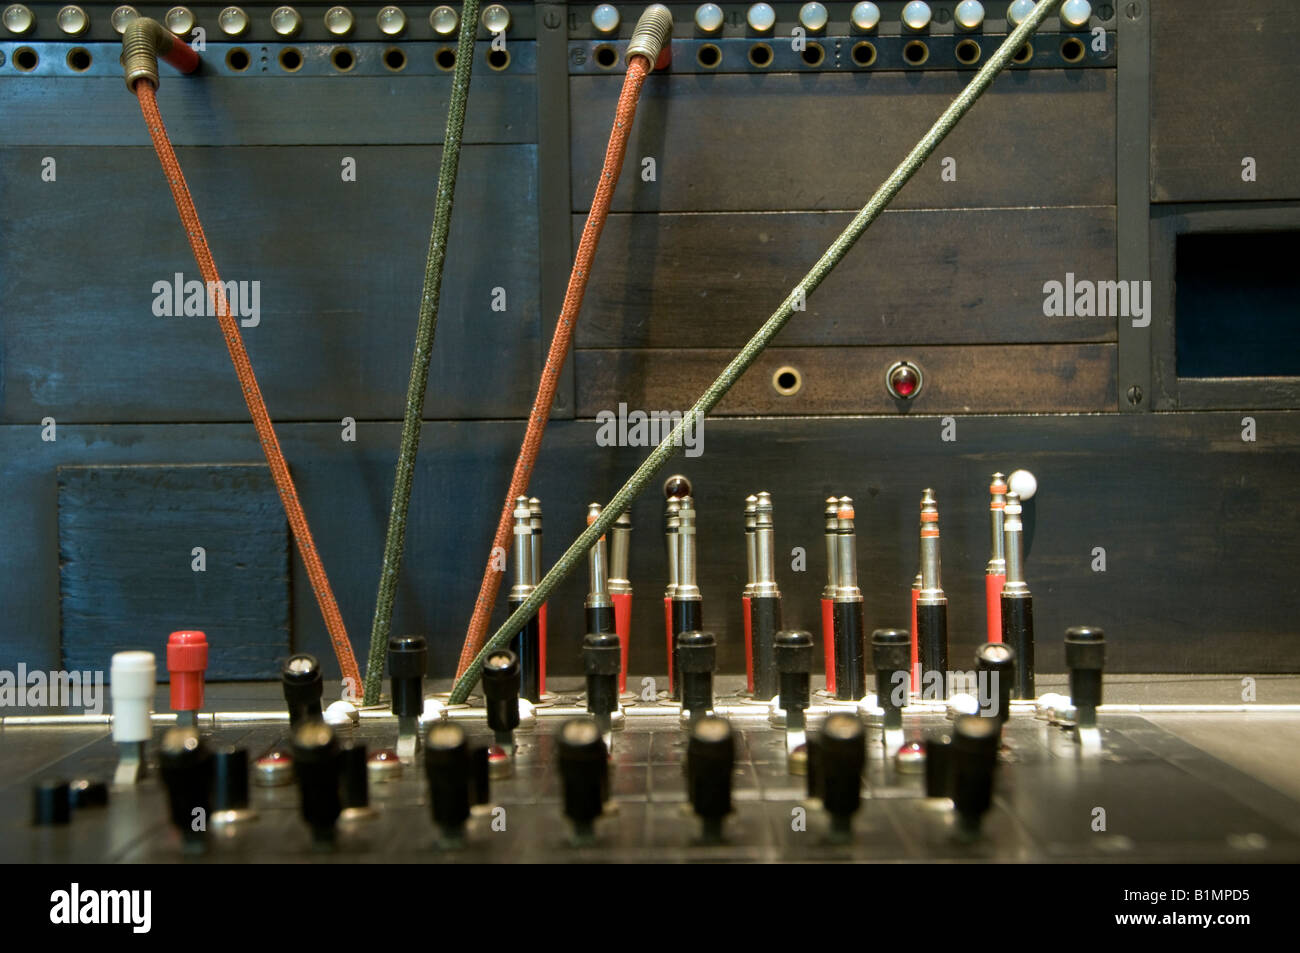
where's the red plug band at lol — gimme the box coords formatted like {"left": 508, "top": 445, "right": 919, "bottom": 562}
{"left": 821, "top": 598, "right": 835, "bottom": 696}
{"left": 986, "top": 574, "right": 1005, "bottom": 644}
{"left": 612, "top": 592, "right": 632, "bottom": 693}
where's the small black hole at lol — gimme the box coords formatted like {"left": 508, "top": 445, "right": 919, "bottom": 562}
{"left": 384, "top": 47, "right": 406, "bottom": 71}
{"left": 903, "top": 40, "right": 929, "bottom": 65}
{"left": 851, "top": 41, "right": 876, "bottom": 67}
{"left": 487, "top": 47, "right": 510, "bottom": 70}
{"left": 1060, "top": 37, "right": 1085, "bottom": 62}
{"left": 748, "top": 43, "right": 772, "bottom": 68}
{"left": 594, "top": 44, "right": 617, "bottom": 68}
{"left": 331, "top": 47, "right": 355, "bottom": 71}
{"left": 1013, "top": 42, "right": 1032, "bottom": 64}
{"left": 66, "top": 47, "right": 92, "bottom": 72}
{"left": 226, "top": 48, "right": 250, "bottom": 72}
{"left": 279, "top": 47, "right": 302, "bottom": 71}
{"left": 801, "top": 42, "right": 824, "bottom": 67}
{"left": 777, "top": 371, "right": 798, "bottom": 390}
{"left": 955, "top": 39, "right": 980, "bottom": 65}
{"left": 435, "top": 47, "right": 456, "bottom": 70}
{"left": 14, "top": 47, "right": 38, "bottom": 71}
{"left": 696, "top": 43, "right": 721, "bottom": 68}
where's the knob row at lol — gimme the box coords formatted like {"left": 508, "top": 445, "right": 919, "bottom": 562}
{"left": 2, "top": 3, "right": 514, "bottom": 38}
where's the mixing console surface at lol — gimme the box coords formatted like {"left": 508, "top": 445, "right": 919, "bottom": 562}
{"left": 5, "top": 677, "right": 1299, "bottom": 864}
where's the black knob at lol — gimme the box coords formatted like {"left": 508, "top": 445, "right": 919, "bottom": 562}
{"left": 687, "top": 715, "right": 735, "bottom": 842}
{"left": 951, "top": 714, "right": 1000, "bottom": 837}
{"left": 292, "top": 721, "right": 342, "bottom": 846}
{"left": 805, "top": 731, "right": 824, "bottom": 801}
{"left": 663, "top": 474, "right": 692, "bottom": 500}
{"left": 468, "top": 744, "right": 491, "bottom": 807}
{"left": 820, "top": 712, "right": 865, "bottom": 837}
{"left": 159, "top": 727, "right": 213, "bottom": 848}
{"left": 774, "top": 629, "right": 813, "bottom": 715}
{"left": 583, "top": 632, "right": 622, "bottom": 718}
{"left": 975, "top": 641, "right": 1016, "bottom": 726}
{"left": 677, "top": 630, "right": 716, "bottom": 716}
{"left": 32, "top": 779, "right": 70, "bottom": 826}
{"left": 387, "top": 634, "right": 427, "bottom": 719}
{"left": 339, "top": 741, "right": 369, "bottom": 812}
{"left": 281, "top": 653, "right": 323, "bottom": 728}
{"left": 212, "top": 746, "right": 250, "bottom": 813}
{"left": 924, "top": 732, "right": 953, "bottom": 798}
{"left": 557, "top": 717, "right": 608, "bottom": 841}
{"left": 1064, "top": 626, "right": 1105, "bottom": 726}
{"left": 68, "top": 779, "right": 108, "bottom": 810}
{"left": 425, "top": 723, "right": 471, "bottom": 841}
{"left": 482, "top": 649, "right": 522, "bottom": 733}
{"left": 871, "top": 628, "right": 911, "bottom": 724}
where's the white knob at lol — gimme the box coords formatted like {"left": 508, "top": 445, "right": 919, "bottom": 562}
{"left": 1007, "top": 469, "right": 1037, "bottom": 501}
{"left": 954, "top": 0, "right": 984, "bottom": 29}
{"left": 111, "top": 651, "right": 156, "bottom": 743}
{"left": 746, "top": 2, "right": 775, "bottom": 32}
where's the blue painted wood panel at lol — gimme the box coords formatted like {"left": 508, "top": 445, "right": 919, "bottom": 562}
{"left": 58, "top": 463, "right": 289, "bottom": 679}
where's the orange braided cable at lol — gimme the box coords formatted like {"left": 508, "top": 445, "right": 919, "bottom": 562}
{"left": 455, "top": 55, "right": 651, "bottom": 678}
{"left": 135, "top": 82, "right": 362, "bottom": 691}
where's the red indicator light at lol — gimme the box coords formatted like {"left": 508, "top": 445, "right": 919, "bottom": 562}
{"left": 886, "top": 361, "right": 923, "bottom": 400}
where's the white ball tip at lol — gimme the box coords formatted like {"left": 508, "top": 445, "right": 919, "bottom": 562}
{"left": 1008, "top": 468, "right": 1037, "bottom": 500}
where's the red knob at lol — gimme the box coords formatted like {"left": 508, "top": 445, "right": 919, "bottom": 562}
{"left": 167, "top": 630, "right": 209, "bottom": 713}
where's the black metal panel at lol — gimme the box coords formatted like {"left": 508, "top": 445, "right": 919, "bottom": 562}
{"left": 570, "top": 68, "right": 1115, "bottom": 212}
{"left": 57, "top": 464, "right": 290, "bottom": 678}
{"left": 3, "top": 413, "right": 1299, "bottom": 681}
{"left": 575, "top": 206, "right": 1116, "bottom": 348}
{"left": 0, "top": 144, "right": 541, "bottom": 422}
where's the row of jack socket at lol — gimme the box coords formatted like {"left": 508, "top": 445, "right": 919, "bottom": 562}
{"left": 4, "top": 43, "right": 511, "bottom": 73}
{"left": 571, "top": 35, "right": 1087, "bottom": 71}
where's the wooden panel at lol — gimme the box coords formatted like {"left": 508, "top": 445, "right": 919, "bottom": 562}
{"left": 1151, "top": 0, "right": 1300, "bottom": 202}
{"left": 571, "top": 69, "right": 1116, "bottom": 212}
{"left": 0, "top": 56, "right": 536, "bottom": 146}
{"left": 575, "top": 207, "right": 1117, "bottom": 348}
{"left": 5, "top": 415, "right": 1298, "bottom": 678}
{"left": 576, "top": 344, "right": 1117, "bottom": 415}
{"left": 58, "top": 464, "right": 289, "bottom": 679}
{"left": 0, "top": 144, "right": 540, "bottom": 423}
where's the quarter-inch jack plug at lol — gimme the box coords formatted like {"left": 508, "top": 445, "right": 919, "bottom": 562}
{"left": 831, "top": 497, "right": 867, "bottom": 701}
{"left": 917, "top": 489, "right": 949, "bottom": 699}
{"left": 742, "top": 494, "right": 758, "bottom": 694}
{"left": 663, "top": 497, "right": 681, "bottom": 696}
{"left": 750, "top": 492, "right": 783, "bottom": 700}
{"left": 821, "top": 497, "right": 840, "bottom": 695}
{"left": 509, "top": 496, "right": 542, "bottom": 702}
{"left": 671, "top": 496, "right": 704, "bottom": 702}
{"left": 1000, "top": 491, "right": 1034, "bottom": 700}
{"left": 608, "top": 510, "right": 634, "bottom": 695}
{"left": 985, "top": 473, "right": 1008, "bottom": 644}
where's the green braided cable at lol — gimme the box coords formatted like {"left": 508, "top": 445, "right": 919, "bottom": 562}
{"left": 448, "top": 0, "right": 1062, "bottom": 705}
{"left": 362, "top": 0, "right": 482, "bottom": 706}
